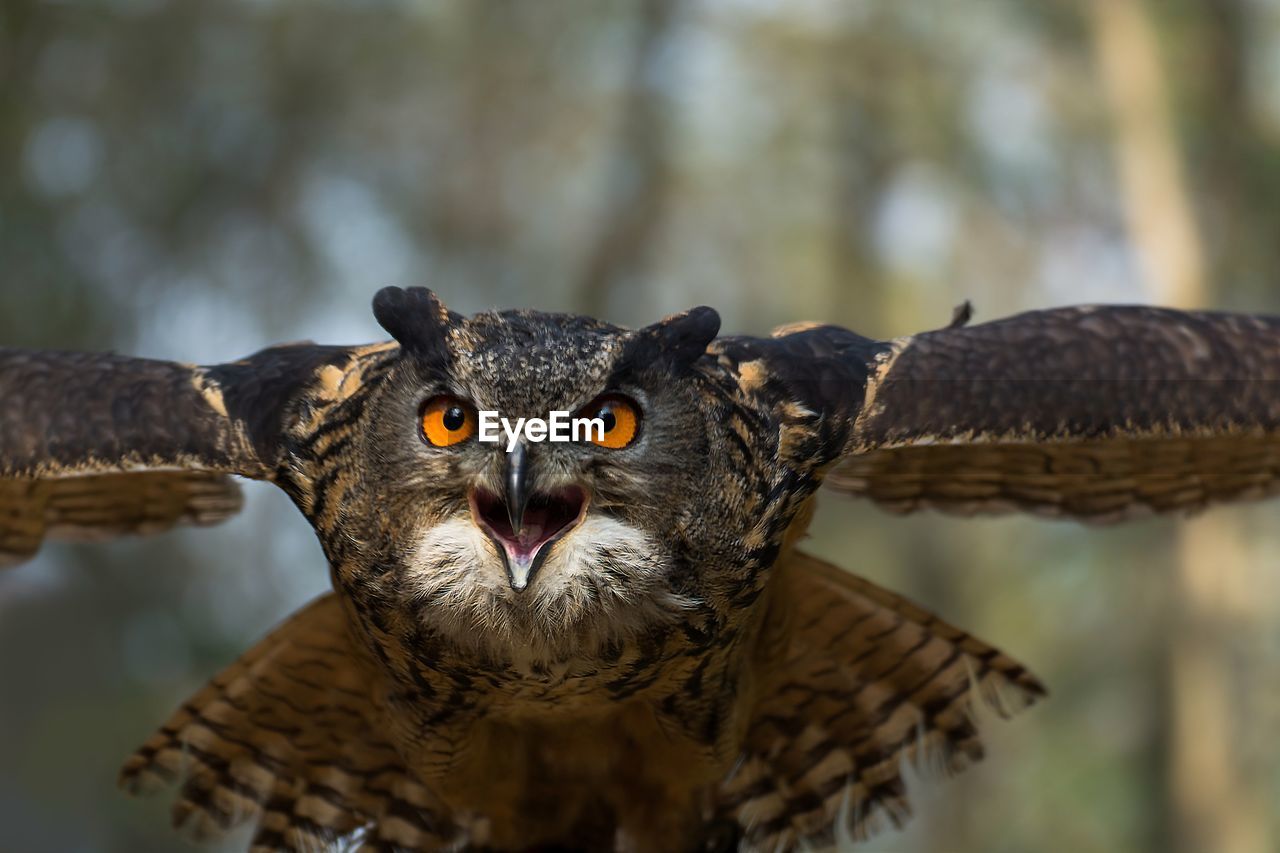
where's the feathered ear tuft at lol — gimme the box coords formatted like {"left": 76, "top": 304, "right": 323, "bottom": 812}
{"left": 372, "top": 287, "right": 459, "bottom": 366}
{"left": 626, "top": 306, "right": 721, "bottom": 371}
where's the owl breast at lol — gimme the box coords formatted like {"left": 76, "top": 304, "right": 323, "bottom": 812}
{"left": 418, "top": 680, "right": 732, "bottom": 851}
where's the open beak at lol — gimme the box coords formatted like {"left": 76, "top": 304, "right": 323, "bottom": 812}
{"left": 470, "top": 442, "right": 588, "bottom": 592}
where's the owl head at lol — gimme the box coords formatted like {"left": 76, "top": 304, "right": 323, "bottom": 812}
{"left": 333, "top": 287, "right": 748, "bottom": 661}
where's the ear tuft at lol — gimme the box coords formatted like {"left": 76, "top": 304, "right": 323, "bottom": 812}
{"left": 372, "top": 287, "right": 458, "bottom": 365}
{"left": 629, "top": 305, "right": 721, "bottom": 370}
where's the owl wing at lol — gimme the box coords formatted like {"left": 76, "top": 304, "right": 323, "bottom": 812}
{"left": 726, "top": 550, "right": 1043, "bottom": 849}
{"left": 0, "top": 343, "right": 381, "bottom": 565}
{"left": 713, "top": 305, "right": 1280, "bottom": 521}
{"left": 120, "top": 593, "right": 455, "bottom": 850}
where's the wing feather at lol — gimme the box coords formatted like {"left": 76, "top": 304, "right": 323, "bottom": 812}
{"left": 120, "top": 593, "right": 457, "bottom": 849}
{"left": 716, "top": 305, "right": 1280, "bottom": 521}
{"left": 0, "top": 343, "right": 369, "bottom": 563}
{"left": 728, "top": 550, "right": 1042, "bottom": 848}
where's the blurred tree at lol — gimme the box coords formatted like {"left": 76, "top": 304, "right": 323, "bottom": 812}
{"left": 574, "top": 0, "right": 681, "bottom": 316}
{"left": 1, "top": 1, "right": 1278, "bottom": 851}
{"left": 1091, "top": 3, "right": 1273, "bottom": 852}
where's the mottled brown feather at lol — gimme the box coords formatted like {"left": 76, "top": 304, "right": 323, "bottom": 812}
{"left": 0, "top": 343, "right": 368, "bottom": 564}
{"left": 731, "top": 550, "right": 1044, "bottom": 849}
{"left": 717, "top": 305, "right": 1280, "bottom": 521}
{"left": 119, "top": 593, "right": 455, "bottom": 851}
{"left": 0, "top": 472, "right": 242, "bottom": 566}
{"left": 831, "top": 306, "right": 1280, "bottom": 520}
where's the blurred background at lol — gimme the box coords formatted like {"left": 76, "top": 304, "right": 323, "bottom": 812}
{"left": 2, "top": 0, "right": 1279, "bottom": 851}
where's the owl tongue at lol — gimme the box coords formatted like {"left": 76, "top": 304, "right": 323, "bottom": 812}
{"left": 514, "top": 511, "right": 548, "bottom": 550}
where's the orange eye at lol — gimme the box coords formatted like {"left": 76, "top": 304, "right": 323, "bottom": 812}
{"left": 420, "top": 396, "right": 476, "bottom": 447}
{"left": 582, "top": 394, "right": 641, "bottom": 449}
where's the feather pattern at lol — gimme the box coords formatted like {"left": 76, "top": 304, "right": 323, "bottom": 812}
{"left": 729, "top": 551, "right": 1043, "bottom": 849}
{"left": 0, "top": 343, "right": 382, "bottom": 564}
{"left": 119, "top": 594, "right": 457, "bottom": 852}
{"left": 716, "top": 305, "right": 1280, "bottom": 521}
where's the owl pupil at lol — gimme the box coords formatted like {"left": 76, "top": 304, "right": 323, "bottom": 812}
{"left": 600, "top": 408, "right": 617, "bottom": 432}
{"left": 443, "top": 407, "right": 465, "bottom": 431}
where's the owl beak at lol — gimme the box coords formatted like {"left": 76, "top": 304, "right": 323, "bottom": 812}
{"left": 506, "top": 441, "right": 531, "bottom": 536}
{"left": 469, "top": 446, "right": 588, "bottom": 593}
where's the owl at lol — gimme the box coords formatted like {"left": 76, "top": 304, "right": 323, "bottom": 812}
{"left": 3, "top": 287, "right": 1280, "bottom": 852}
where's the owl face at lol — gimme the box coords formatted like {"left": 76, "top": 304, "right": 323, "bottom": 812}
{"left": 353, "top": 308, "right": 722, "bottom": 659}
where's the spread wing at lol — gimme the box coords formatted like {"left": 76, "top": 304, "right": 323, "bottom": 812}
{"left": 712, "top": 305, "right": 1280, "bottom": 522}
{"left": 0, "top": 343, "right": 374, "bottom": 565}
{"left": 120, "top": 593, "right": 455, "bottom": 850}
{"left": 727, "top": 551, "right": 1042, "bottom": 848}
